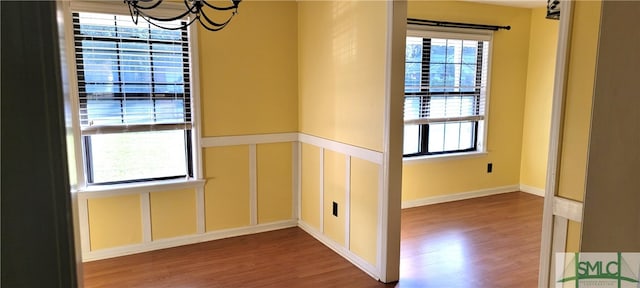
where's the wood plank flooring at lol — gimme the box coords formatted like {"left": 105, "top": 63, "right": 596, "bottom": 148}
{"left": 399, "top": 192, "right": 543, "bottom": 288}
{"left": 83, "top": 192, "right": 543, "bottom": 288}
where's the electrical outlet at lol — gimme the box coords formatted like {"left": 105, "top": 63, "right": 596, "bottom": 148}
{"left": 332, "top": 202, "right": 338, "bottom": 217}
{"left": 487, "top": 163, "right": 493, "bottom": 173}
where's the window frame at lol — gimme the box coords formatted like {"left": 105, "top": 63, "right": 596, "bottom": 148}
{"left": 403, "top": 26, "right": 493, "bottom": 159}
{"left": 62, "top": 1, "right": 203, "bottom": 190}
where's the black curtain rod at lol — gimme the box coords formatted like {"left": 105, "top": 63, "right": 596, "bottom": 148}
{"left": 407, "top": 18, "right": 511, "bottom": 31}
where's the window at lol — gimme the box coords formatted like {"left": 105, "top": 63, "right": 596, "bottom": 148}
{"left": 403, "top": 30, "right": 491, "bottom": 157}
{"left": 72, "top": 12, "right": 194, "bottom": 184}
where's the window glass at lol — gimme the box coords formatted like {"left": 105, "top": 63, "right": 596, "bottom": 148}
{"left": 403, "top": 124, "right": 420, "bottom": 155}
{"left": 405, "top": 37, "right": 423, "bottom": 92}
{"left": 88, "top": 130, "right": 187, "bottom": 183}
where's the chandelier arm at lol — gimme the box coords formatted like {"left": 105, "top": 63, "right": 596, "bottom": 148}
{"left": 201, "top": 0, "right": 240, "bottom": 11}
{"left": 126, "top": 0, "right": 164, "bottom": 10}
{"left": 138, "top": 13, "right": 199, "bottom": 30}
{"left": 198, "top": 18, "right": 230, "bottom": 31}
{"left": 134, "top": 8, "right": 193, "bottom": 22}
{"left": 198, "top": 20, "right": 227, "bottom": 32}
{"left": 199, "top": 9, "right": 235, "bottom": 28}
{"left": 127, "top": 3, "right": 141, "bottom": 24}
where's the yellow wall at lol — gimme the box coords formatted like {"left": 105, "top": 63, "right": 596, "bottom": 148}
{"left": 301, "top": 143, "right": 321, "bottom": 229}
{"left": 557, "top": 1, "right": 601, "bottom": 202}
{"left": 403, "top": 0, "right": 532, "bottom": 201}
{"left": 350, "top": 158, "right": 379, "bottom": 265}
{"left": 204, "top": 145, "right": 251, "bottom": 231}
{"left": 87, "top": 194, "right": 142, "bottom": 250}
{"left": 150, "top": 189, "right": 197, "bottom": 240}
{"left": 566, "top": 220, "right": 581, "bottom": 252}
{"left": 297, "top": 0, "right": 388, "bottom": 270}
{"left": 199, "top": 1, "right": 298, "bottom": 137}
{"left": 257, "top": 142, "right": 293, "bottom": 224}
{"left": 519, "top": 8, "right": 558, "bottom": 190}
{"left": 298, "top": 1, "right": 387, "bottom": 152}
{"left": 323, "top": 149, "right": 346, "bottom": 245}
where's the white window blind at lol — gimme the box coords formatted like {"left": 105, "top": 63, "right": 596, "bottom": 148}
{"left": 72, "top": 12, "right": 191, "bottom": 135}
{"left": 404, "top": 36, "right": 490, "bottom": 126}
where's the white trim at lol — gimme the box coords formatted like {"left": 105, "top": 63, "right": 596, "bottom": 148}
{"left": 78, "top": 197, "right": 91, "bottom": 255}
{"left": 249, "top": 144, "right": 257, "bottom": 226}
{"left": 482, "top": 30, "right": 494, "bottom": 155}
{"left": 141, "top": 192, "right": 152, "bottom": 243}
{"left": 401, "top": 185, "right": 519, "bottom": 209}
{"left": 79, "top": 178, "right": 205, "bottom": 198}
{"left": 82, "top": 220, "right": 298, "bottom": 262}
{"left": 344, "top": 156, "right": 351, "bottom": 249}
{"left": 539, "top": 1, "right": 575, "bottom": 287}
{"left": 298, "top": 133, "right": 383, "bottom": 165}
{"left": 550, "top": 217, "right": 569, "bottom": 288}
{"left": 61, "top": 1, "right": 87, "bottom": 188}
{"left": 189, "top": 23, "right": 204, "bottom": 181}
{"left": 298, "top": 220, "right": 379, "bottom": 281}
{"left": 553, "top": 197, "right": 583, "bottom": 223}
{"left": 292, "top": 142, "right": 300, "bottom": 220}
{"left": 520, "top": 184, "right": 545, "bottom": 197}
{"left": 319, "top": 148, "right": 325, "bottom": 234}
{"left": 201, "top": 133, "right": 298, "bottom": 148}
{"left": 201, "top": 133, "right": 383, "bottom": 167}
{"left": 376, "top": 163, "right": 385, "bottom": 279}
{"left": 380, "top": 2, "right": 406, "bottom": 282}
{"left": 196, "top": 187, "right": 205, "bottom": 234}
{"left": 295, "top": 142, "right": 302, "bottom": 220}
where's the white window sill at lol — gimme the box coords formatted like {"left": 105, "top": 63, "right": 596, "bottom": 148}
{"left": 403, "top": 151, "right": 488, "bottom": 164}
{"left": 77, "top": 178, "right": 205, "bottom": 198}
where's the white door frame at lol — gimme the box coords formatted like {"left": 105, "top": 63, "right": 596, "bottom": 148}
{"left": 537, "top": 1, "right": 586, "bottom": 287}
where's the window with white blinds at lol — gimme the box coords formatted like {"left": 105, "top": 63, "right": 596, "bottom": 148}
{"left": 403, "top": 30, "right": 491, "bottom": 156}
{"left": 72, "top": 12, "right": 194, "bottom": 184}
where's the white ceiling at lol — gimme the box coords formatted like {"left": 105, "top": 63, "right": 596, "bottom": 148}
{"left": 465, "top": 0, "right": 547, "bottom": 9}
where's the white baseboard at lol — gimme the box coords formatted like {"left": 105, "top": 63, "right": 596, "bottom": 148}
{"left": 519, "top": 184, "right": 545, "bottom": 197}
{"left": 401, "top": 185, "right": 520, "bottom": 209}
{"left": 297, "top": 220, "right": 380, "bottom": 281}
{"left": 82, "top": 219, "right": 297, "bottom": 262}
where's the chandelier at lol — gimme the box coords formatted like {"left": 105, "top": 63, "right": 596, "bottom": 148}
{"left": 124, "top": 0, "right": 241, "bottom": 31}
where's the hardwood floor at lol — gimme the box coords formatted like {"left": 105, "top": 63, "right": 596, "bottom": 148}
{"left": 83, "top": 192, "right": 543, "bottom": 288}
{"left": 399, "top": 192, "right": 543, "bottom": 288}
{"left": 83, "top": 227, "right": 392, "bottom": 288}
